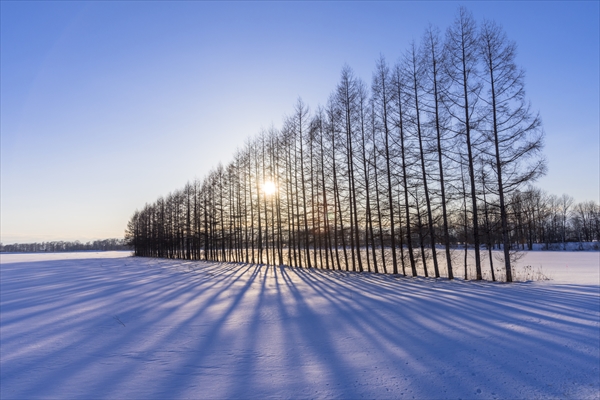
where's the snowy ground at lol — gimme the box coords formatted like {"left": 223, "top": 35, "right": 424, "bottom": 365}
{"left": 1, "top": 251, "right": 598, "bottom": 399}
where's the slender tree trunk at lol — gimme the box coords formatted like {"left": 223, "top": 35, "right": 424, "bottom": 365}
{"left": 408, "top": 45, "right": 440, "bottom": 277}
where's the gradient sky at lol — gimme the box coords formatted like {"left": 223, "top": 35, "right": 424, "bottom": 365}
{"left": 1, "top": 1, "right": 598, "bottom": 244}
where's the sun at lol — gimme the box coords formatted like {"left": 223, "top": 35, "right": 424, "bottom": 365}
{"left": 262, "top": 181, "right": 277, "bottom": 196}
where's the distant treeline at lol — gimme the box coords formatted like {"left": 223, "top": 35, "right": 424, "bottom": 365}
{"left": 0, "top": 239, "right": 131, "bottom": 253}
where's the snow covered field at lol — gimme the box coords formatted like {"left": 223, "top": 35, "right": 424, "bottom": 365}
{"left": 1, "top": 251, "right": 598, "bottom": 399}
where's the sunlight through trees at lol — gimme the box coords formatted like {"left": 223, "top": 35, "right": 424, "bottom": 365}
{"left": 125, "top": 8, "right": 598, "bottom": 282}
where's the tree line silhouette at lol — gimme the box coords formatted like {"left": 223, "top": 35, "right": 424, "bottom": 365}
{"left": 126, "top": 8, "right": 598, "bottom": 282}
{"left": 0, "top": 239, "right": 130, "bottom": 253}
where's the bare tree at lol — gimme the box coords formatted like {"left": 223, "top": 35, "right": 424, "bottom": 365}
{"left": 406, "top": 41, "right": 440, "bottom": 277}
{"left": 444, "top": 7, "right": 484, "bottom": 280}
{"left": 336, "top": 66, "right": 363, "bottom": 271}
{"left": 390, "top": 61, "right": 416, "bottom": 276}
{"left": 422, "top": 25, "right": 454, "bottom": 279}
{"left": 478, "top": 19, "right": 546, "bottom": 281}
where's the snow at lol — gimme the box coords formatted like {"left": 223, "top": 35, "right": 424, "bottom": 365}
{"left": 1, "top": 251, "right": 598, "bottom": 399}
{"left": 518, "top": 251, "right": 600, "bottom": 284}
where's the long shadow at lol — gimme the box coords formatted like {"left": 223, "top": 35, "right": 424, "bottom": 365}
{"left": 285, "top": 267, "right": 600, "bottom": 398}
{"left": 1, "top": 256, "right": 598, "bottom": 399}
{"left": 1, "top": 256, "right": 260, "bottom": 398}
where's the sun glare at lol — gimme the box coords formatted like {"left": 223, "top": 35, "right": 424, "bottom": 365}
{"left": 262, "top": 181, "right": 277, "bottom": 196}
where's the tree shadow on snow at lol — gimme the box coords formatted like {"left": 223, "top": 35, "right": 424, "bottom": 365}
{"left": 1, "top": 256, "right": 598, "bottom": 399}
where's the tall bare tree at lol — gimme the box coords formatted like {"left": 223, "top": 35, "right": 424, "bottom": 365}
{"left": 444, "top": 7, "right": 484, "bottom": 280}
{"left": 479, "top": 19, "right": 546, "bottom": 281}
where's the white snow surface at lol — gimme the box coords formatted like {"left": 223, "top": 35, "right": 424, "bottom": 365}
{"left": 518, "top": 251, "right": 600, "bottom": 284}
{"left": 1, "top": 251, "right": 599, "bottom": 399}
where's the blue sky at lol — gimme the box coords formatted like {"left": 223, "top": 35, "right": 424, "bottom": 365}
{"left": 1, "top": 1, "right": 598, "bottom": 243}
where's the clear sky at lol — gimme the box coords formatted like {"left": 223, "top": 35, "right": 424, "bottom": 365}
{"left": 1, "top": 1, "right": 598, "bottom": 244}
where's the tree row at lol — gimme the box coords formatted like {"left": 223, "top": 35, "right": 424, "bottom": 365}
{"left": 127, "top": 8, "right": 552, "bottom": 281}
{"left": 0, "top": 239, "right": 130, "bottom": 253}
